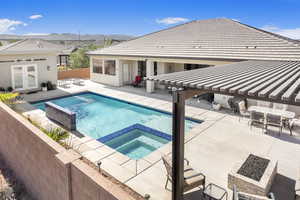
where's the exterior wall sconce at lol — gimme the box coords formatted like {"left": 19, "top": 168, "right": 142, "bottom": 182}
{"left": 47, "top": 66, "right": 51, "bottom": 71}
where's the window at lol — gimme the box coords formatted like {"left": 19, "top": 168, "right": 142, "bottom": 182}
{"left": 92, "top": 58, "right": 103, "bottom": 74}
{"left": 104, "top": 60, "right": 116, "bottom": 75}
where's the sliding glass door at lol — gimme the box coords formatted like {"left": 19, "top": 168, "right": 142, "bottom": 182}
{"left": 11, "top": 64, "right": 38, "bottom": 90}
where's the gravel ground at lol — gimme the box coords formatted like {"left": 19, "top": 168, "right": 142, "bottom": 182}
{"left": 0, "top": 155, "right": 34, "bottom": 200}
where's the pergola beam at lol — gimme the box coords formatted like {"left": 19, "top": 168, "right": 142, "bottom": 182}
{"left": 171, "top": 88, "right": 205, "bottom": 200}
{"left": 172, "top": 89, "right": 185, "bottom": 200}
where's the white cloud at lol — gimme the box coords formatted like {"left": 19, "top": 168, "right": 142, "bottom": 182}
{"left": 29, "top": 14, "right": 43, "bottom": 20}
{"left": 156, "top": 17, "right": 189, "bottom": 25}
{"left": 262, "top": 25, "right": 300, "bottom": 39}
{"left": 0, "top": 18, "right": 27, "bottom": 33}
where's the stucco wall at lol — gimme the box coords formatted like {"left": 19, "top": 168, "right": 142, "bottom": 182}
{"left": 89, "top": 55, "right": 237, "bottom": 87}
{"left": 90, "top": 57, "right": 122, "bottom": 86}
{"left": 0, "top": 102, "right": 136, "bottom": 200}
{"left": 0, "top": 53, "right": 57, "bottom": 89}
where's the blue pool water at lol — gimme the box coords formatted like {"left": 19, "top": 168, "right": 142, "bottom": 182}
{"left": 98, "top": 124, "right": 172, "bottom": 160}
{"left": 104, "top": 128, "right": 170, "bottom": 160}
{"left": 32, "top": 92, "right": 199, "bottom": 139}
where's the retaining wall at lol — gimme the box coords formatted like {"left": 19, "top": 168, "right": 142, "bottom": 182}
{"left": 0, "top": 102, "right": 135, "bottom": 200}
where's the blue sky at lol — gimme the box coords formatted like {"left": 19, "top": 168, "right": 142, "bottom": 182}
{"left": 1, "top": 0, "right": 300, "bottom": 38}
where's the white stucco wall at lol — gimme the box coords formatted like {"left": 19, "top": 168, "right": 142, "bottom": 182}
{"left": 90, "top": 57, "right": 123, "bottom": 87}
{"left": 0, "top": 53, "right": 57, "bottom": 90}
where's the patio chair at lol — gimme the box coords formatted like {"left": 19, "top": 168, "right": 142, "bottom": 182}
{"left": 296, "top": 168, "right": 300, "bottom": 200}
{"left": 265, "top": 113, "right": 283, "bottom": 136}
{"left": 249, "top": 111, "right": 265, "bottom": 129}
{"left": 289, "top": 118, "right": 300, "bottom": 136}
{"left": 238, "top": 101, "right": 249, "bottom": 122}
{"left": 161, "top": 155, "right": 206, "bottom": 193}
{"left": 132, "top": 75, "right": 142, "bottom": 87}
{"left": 73, "top": 79, "right": 85, "bottom": 86}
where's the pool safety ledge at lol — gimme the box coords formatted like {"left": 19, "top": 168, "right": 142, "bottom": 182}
{"left": 98, "top": 124, "right": 172, "bottom": 143}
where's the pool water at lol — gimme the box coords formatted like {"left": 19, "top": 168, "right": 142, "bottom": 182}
{"left": 103, "top": 128, "right": 170, "bottom": 160}
{"left": 32, "top": 92, "right": 199, "bottom": 139}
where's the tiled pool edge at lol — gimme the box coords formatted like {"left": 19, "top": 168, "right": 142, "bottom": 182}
{"left": 98, "top": 123, "right": 172, "bottom": 143}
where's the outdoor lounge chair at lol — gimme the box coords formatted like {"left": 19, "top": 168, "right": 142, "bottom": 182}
{"left": 58, "top": 80, "right": 71, "bottom": 88}
{"left": 296, "top": 168, "right": 300, "bottom": 200}
{"left": 73, "top": 79, "right": 85, "bottom": 86}
{"left": 161, "top": 155, "right": 206, "bottom": 193}
{"left": 265, "top": 113, "right": 283, "bottom": 136}
{"left": 249, "top": 111, "right": 265, "bottom": 129}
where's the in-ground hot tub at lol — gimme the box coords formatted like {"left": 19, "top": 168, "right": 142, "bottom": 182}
{"left": 98, "top": 124, "right": 171, "bottom": 160}
{"left": 228, "top": 154, "right": 277, "bottom": 196}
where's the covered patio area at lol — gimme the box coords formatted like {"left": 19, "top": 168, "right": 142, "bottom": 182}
{"left": 146, "top": 60, "right": 300, "bottom": 200}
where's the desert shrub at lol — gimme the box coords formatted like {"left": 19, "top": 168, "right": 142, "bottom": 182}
{"left": 0, "top": 93, "right": 19, "bottom": 106}
{"left": 27, "top": 118, "right": 69, "bottom": 144}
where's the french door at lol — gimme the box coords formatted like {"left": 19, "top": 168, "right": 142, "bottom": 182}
{"left": 11, "top": 64, "right": 38, "bottom": 90}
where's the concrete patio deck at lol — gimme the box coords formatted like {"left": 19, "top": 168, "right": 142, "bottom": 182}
{"left": 19, "top": 80, "right": 300, "bottom": 200}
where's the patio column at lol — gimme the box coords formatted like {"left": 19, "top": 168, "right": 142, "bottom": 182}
{"left": 146, "top": 60, "right": 155, "bottom": 93}
{"left": 172, "top": 89, "right": 185, "bottom": 200}
{"left": 116, "top": 59, "right": 123, "bottom": 86}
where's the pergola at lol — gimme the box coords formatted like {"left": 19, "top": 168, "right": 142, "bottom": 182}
{"left": 145, "top": 60, "right": 300, "bottom": 200}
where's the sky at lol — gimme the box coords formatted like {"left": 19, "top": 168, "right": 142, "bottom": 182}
{"left": 0, "top": 0, "right": 300, "bottom": 39}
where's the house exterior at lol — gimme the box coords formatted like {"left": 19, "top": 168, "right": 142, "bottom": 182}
{"left": 87, "top": 18, "right": 300, "bottom": 106}
{"left": 0, "top": 39, "right": 64, "bottom": 91}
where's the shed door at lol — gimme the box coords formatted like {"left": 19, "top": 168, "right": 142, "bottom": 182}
{"left": 11, "top": 64, "right": 38, "bottom": 90}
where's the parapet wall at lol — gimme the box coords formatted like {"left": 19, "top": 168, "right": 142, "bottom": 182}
{"left": 0, "top": 102, "right": 135, "bottom": 200}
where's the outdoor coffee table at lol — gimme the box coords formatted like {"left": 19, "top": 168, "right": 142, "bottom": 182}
{"left": 203, "top": 183, "right": 228, "bottom": 200}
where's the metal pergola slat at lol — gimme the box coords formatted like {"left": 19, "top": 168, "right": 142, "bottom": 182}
{"left": 228, "top": 62, "right": 291, "bottom": 93}
{"left": 145, "top": 60, "right": 300, "bottom": 200}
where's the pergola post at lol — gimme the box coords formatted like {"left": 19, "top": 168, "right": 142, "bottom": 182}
{"left": 172, "top": 89, "right": 185, "bottom": 200}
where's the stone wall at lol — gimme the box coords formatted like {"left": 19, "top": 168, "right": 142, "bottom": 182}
{"left": 0, "top": 102, "right": 136, "bottom": 200}
{"left": 58, "top": 68, "right": 90, "bottom": 80}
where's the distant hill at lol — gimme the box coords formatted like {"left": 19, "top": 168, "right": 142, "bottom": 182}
{"left": 0, "top": 33, "right": 134, "bottom": 41}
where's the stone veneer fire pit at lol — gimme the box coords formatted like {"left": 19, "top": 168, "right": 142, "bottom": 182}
{"left": 228, "top": 154, "right": 277, "bottom": 196}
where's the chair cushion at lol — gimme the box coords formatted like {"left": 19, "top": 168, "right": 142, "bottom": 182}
{"left": 183, "top": 169, "right": 205, "bottom": 192}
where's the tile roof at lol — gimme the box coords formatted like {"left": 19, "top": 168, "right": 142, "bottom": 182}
{"left": 0, "top": 39, "right": 65, "bottom": 55}
{"left": 146, "top": 60, "right": 300, "bottom": 105}
{"left": 88, "top": 18, "right": 300, "bottom": 61}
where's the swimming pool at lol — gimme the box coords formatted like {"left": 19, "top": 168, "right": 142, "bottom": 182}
{"left": 32, "top": 92, "right": 199, "bottom": 138}
{"left": 32, "top": 92, "right": 200, "bottom": 159}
